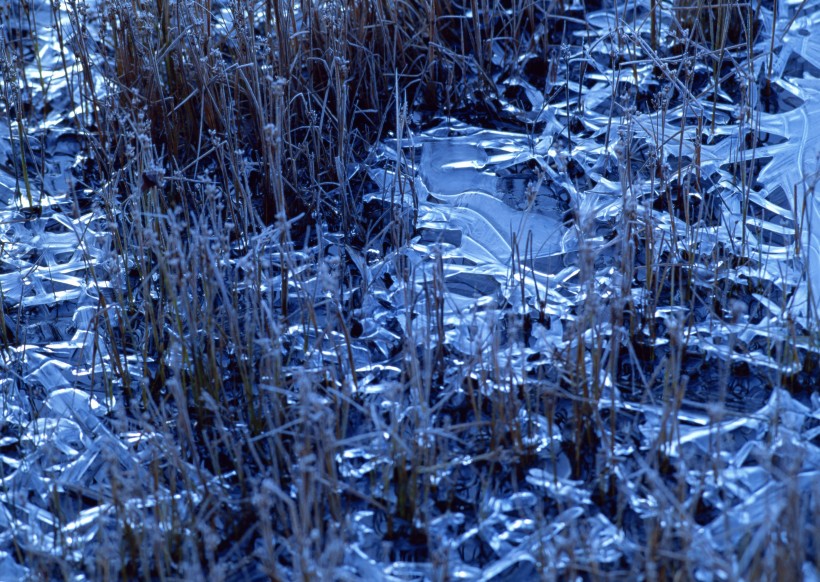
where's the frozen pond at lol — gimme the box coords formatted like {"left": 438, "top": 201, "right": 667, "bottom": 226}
{"left": 2, "top": 0, "right": 820, "bottom": 579}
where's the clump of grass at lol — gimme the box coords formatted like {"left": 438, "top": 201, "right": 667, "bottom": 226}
{"left": 674, "top": 0, "right": 760, "bottom": 53}
{"left": 81, "top": 0, "right": 523, "bottom": 576}
{"left": 101, "top": 0, "right": 491, "bottom": 230}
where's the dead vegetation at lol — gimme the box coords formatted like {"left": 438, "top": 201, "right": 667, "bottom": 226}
{"left": 1, "top": 0, "right": 819, "bottom": 579}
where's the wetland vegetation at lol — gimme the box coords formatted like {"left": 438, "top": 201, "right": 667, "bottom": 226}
{"left": 2, "top": 0, "right": 820, "bottom": 579}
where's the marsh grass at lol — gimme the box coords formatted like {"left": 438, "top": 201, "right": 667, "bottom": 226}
{"left": 2, "top": 0, "right": 819, "bottom": 578}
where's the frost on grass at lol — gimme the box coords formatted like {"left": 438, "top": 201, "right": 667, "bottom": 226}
{"left": 2, "top": 0, "right": 820, "bottom": 579}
